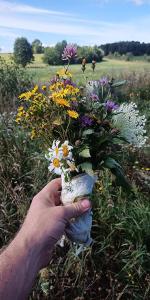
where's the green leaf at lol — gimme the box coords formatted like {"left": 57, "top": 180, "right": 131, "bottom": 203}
{"left": 79, "top": 162, "right": 94, "bottom": 176}
{"left": 104, "top": 157, "right": 121, "bottom": 169}
{"left": 111, "top": 80, "right": 126, "bottom": 88}
{"left": 82, "top": 129, "right": 94, "bottom": 137}
{"left": 92, "top": 102, "right": 102, "bottom": 109}
{"left": 79, "top": 147, "right": 91, "bottom": 158}
{"left": 104, "top": 157, "right": 131, "bottom": 189}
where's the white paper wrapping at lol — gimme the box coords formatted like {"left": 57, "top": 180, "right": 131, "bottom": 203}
{"left": 61, "top": 173, "right": 97, "bottom": 246}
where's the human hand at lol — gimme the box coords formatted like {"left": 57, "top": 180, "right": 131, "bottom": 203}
{"left": 19, "top": 178, "right": 91, "bottom": 268}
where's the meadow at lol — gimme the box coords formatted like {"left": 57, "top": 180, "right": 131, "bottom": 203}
{"left": 1, "top": 52, "right": 150, "bottom": 83}
{"left": 0, "top": 53, "right": 150, "bottom": 299}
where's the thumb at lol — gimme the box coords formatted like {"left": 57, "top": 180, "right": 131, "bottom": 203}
{"left": 63, "top": 199, "right": 91, "bottom": 220}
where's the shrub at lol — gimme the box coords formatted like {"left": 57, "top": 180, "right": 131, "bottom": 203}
{"left": 0, "top": 57, "right": 33, "bottom": 112}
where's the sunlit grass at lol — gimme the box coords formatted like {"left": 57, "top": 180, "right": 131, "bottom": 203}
{"left": 1, "top": 53, "right": 150, "bottom": 83}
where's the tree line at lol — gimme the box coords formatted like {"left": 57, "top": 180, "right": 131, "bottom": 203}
{"left": 12, "top": 37, "right": 104, "bottom": 67}
{"left": 7, "top": 38, "right": 150, "bottom": 68}
{"left": 101, "top": 41, "right": 150, "bottom": 56}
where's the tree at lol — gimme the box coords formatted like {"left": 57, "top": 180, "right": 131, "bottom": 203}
{"left": 77, "top": 45, "right": 103, "bottom": 64}
{"left": 32, "top": 39, "right": 43, "bottom": 54}
{"left": 43, "top": 47, "right": 59, "bottom": 65}
{"left": 13, "top": 37, "right": 33, "bottom": 67}
{"left": 55, "top": 40, "right": 67, "bottom": 63}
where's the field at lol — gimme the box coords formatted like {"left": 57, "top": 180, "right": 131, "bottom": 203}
{"left": 0, "top": 53, "right": 150, "bottom": 299}
{"left": 1, "top": 53, "right": 150, "bottom": 83}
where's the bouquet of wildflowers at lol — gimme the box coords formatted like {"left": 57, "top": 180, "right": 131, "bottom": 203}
{"left": 16, "top": 44, "right": 147, "bottom": 250}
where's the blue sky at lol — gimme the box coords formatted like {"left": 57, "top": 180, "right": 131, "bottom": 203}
{"left": 0, "top": 0, "right": 150, "bottom": 52}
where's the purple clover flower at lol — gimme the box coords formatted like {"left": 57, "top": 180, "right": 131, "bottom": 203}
{"left": 90, "top": 93, "right": 99, "bottom": 102}
{"left": 80, "top": 115, "right": 93, "bottom": 127}
{"left": 99, "top": 76, "right": 109, "bottom": 86}
{"left": 62, "top": 44, "right": 77, "bottom": 61}
{"left": 105, "top": 100, "right": 119, "bottom": 112}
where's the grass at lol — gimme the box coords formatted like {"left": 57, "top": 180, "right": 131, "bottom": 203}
{"left": 27, "top": 57, "right": 150, "bottom": 83}
{"left": 0, "top": 54, "right": 150, "bottom": 299}
{"left": 0, "top": 117, "right": 150, "bottom": 299}
{"left": 1, "top": 53, "right": 150, "bottom": 83}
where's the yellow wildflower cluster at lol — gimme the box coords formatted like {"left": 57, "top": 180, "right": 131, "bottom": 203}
{"left": 16, "top": 85, "right": 51, "bottom": 139}
{"left": 50, "top": 83, "right": 80, "bottom": 108}
{"left": 19, "top": 85, "right": 39, "bottom": 100}
{"left": 16, "top": 71, "right": 80, "bottom": 141}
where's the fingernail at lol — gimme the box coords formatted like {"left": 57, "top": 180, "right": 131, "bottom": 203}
{"left": 81, "top": 199, "right": 91, "bottom": 210}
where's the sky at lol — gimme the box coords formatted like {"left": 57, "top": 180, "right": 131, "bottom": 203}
{"left": 0, "top": 0, "right": 150, "bottom": 52}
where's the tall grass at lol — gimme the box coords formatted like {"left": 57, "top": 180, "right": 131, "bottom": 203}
{"left": 0, "top": 113, "right": 150, "bottom": 299}
{"left": 0, "top": 56, "right": 32, "bottom": 112}
{"left": 0, "top": 60, "right": 150, "bottom": 299}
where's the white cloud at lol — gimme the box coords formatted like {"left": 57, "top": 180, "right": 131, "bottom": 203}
{"left": 0, "top": 15, "right": 103, "bottom": 37}
{"left": 0, "top": 13, "right": 150, "bottom": 45}
{"left": 0, "top": 0, "right": 150, "bottom": 51}
{"left": 130, "top": 0, "right": 150, "bottom": 4}
{"left": 0, "top": 0, "right": 72, "bottom": 16}
{"left": 0, "top": 28, "right": 18, "bottom": 39}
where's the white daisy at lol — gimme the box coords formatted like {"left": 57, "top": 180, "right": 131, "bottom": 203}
{"left": 61, "top": 140, "right": 73, "bottom": 160}
{"left": 48, "top": 156, "right": 63, "bottom": 175}
{"left": 45, "top": 140, "right": 62, "bottom": 161}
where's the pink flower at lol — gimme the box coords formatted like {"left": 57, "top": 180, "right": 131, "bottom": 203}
{"left": 62, "top": 44, "right": 77, "bottom": 61}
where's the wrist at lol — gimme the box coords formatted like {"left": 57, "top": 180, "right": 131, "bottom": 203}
{"left": 10, "top": 229, "right": 44, "bottom": 272}
{"left": 15, "top": 224, "right": 54, "bottom": 269}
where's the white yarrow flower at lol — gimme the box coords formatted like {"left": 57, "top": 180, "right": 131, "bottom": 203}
{"left": 112, "top": 102, "right": 147, "bottom": 148}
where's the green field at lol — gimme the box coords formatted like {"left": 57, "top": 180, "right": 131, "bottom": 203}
{"left": 27, "top": 55, "right": 150, "bottom": 83}
{"left": 1, "top": 53, "right": 150, "bottom": 83}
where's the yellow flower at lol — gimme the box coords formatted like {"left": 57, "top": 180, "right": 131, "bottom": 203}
{"left": 67, "top": 110, "right": 79, "bottom": 119}
{"left": 62, "top": 145, "right": 69, "bottom": 157}
{"left": 71, "top": 97, "right": 77, "bottom": 101}
{"left": 55, "top": 98, "right": 70, "bottom": 107}
{"left": 32, "top": 85, "right": 38, "bottom": 94}
{"left": 19, "top": 91, "right": 32, "bottom": 100}
{"left": 31, "top": 129, "right": 36, "bottom": 139}
{"left": 57, "top": 69, "right": 72, "bottom": 78}
{"left": 16, "top": 117, "right": 21, "bottom": 123}
{"left": 17, "top": 111, "right": 24, "bottom": 117}
{"left": 42, "top": 85, "right": 47, "bottom": 90}
{"left": 18, "top": 106, "right": 24, "bottom": 111}
{"left": 53, "top": 158, "right": 60, "bottom": 168}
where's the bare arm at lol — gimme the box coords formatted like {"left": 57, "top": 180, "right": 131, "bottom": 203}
{"left": 0, "top": 178, "right": 90, "bottom": 300}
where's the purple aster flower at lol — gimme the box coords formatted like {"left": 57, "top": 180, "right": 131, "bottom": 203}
{"left": 64, "top": 79, "right": 76, "bottom": 87}
{"left": 99, "top": 76, "right": 109, "bottom": 86}
{"left": 105, "top": 100, "right": 119, "bottom": 112}
{"left": 80, "top": 115, "right": 93, "bottom": 127}
{"left": 62, "top": 44, "right": 77, "bottom": 61}
{"left": 90, "top": 93, "right": 99, "bottom": 102}
{"left": 50, "top": 77, "right": 57, "bottom": 85}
